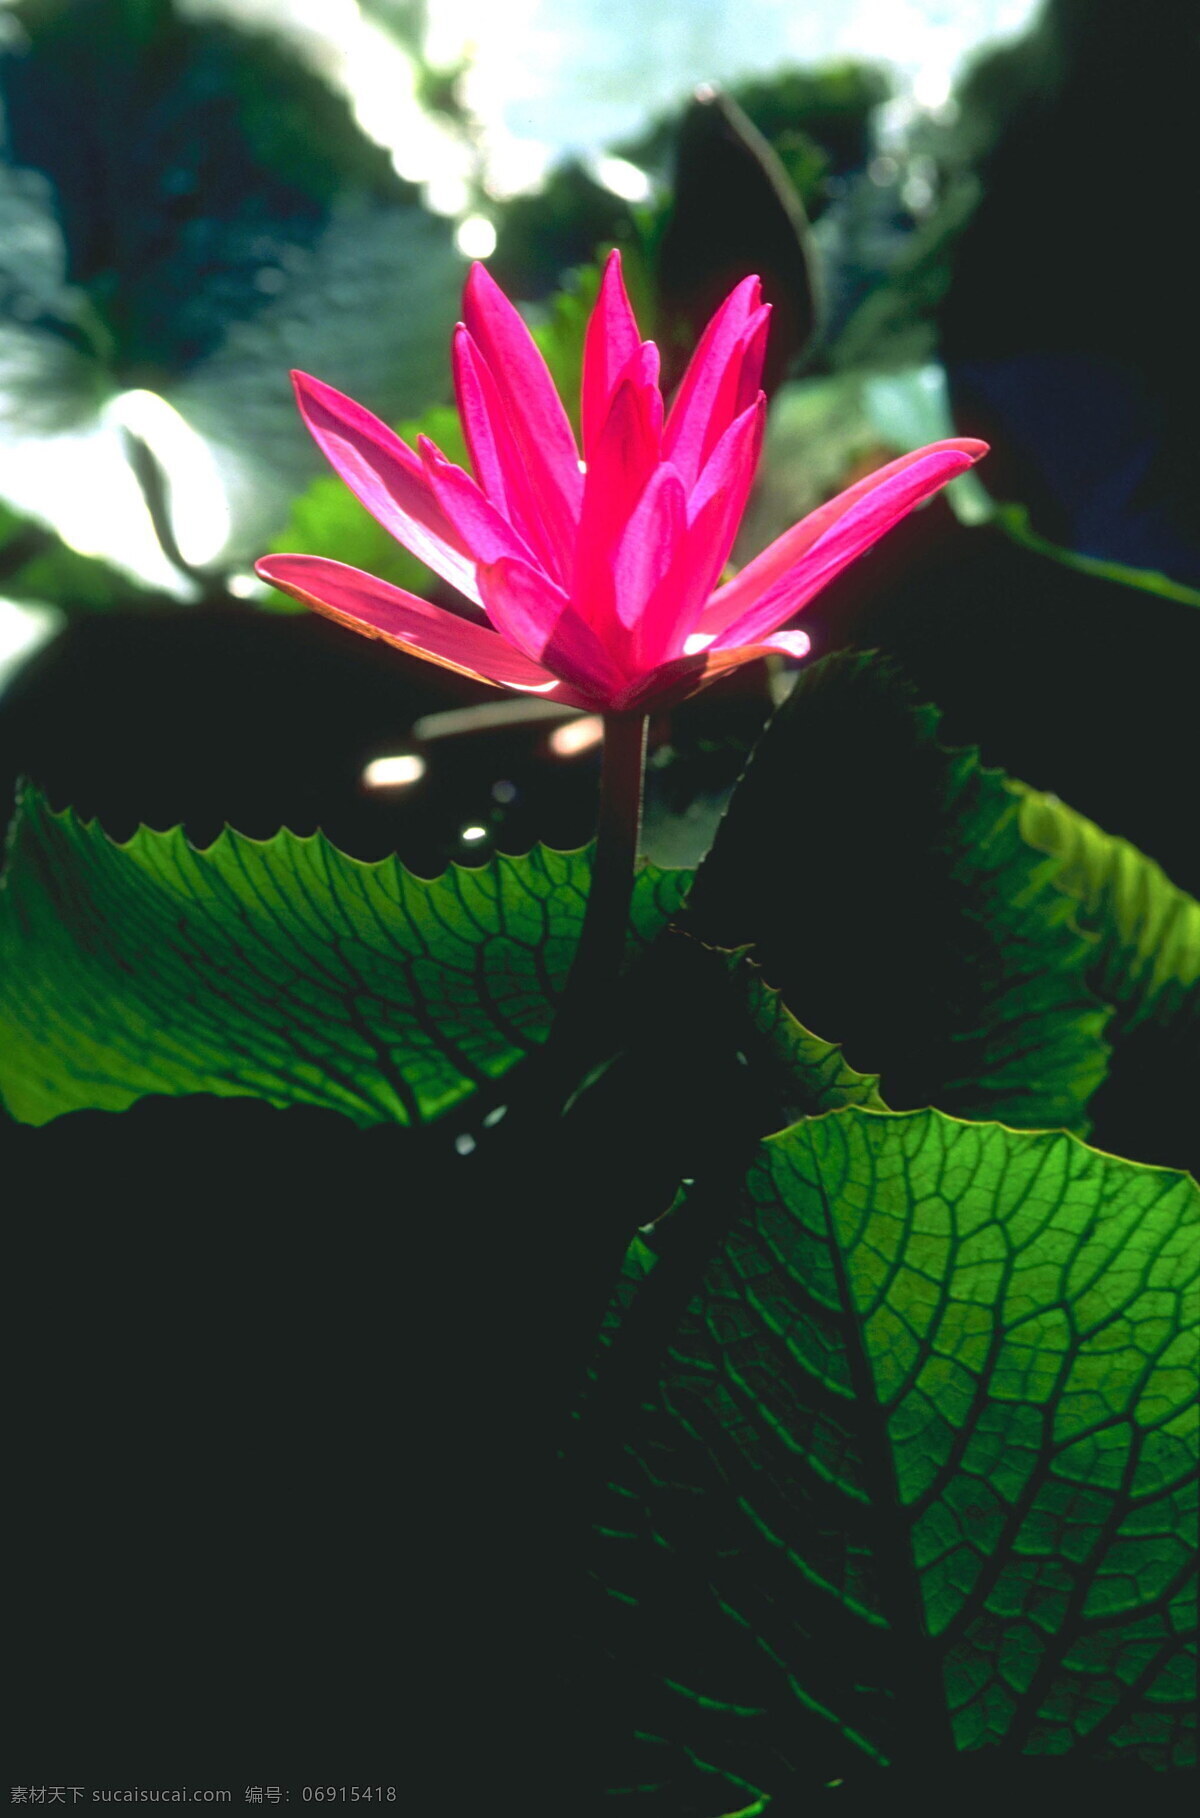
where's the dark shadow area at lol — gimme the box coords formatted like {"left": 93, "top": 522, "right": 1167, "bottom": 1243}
{"left": 7, "top": 1094, "right": 592, "bottom": 1796}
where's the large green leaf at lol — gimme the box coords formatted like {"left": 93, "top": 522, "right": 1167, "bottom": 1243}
{"left": 687, "top": 650, "right": 1113, "bottom": 1133}
{"left": 586, "top": 1106, "right": 1198, "bottom": 1801}
{"left": 727, "top": 947, "right": 888, "bottom": 1117}
{"left": 1010, "top": 786, "right": 1200, "bottom": 1176}
{"left": 1016, "top": 786, "right": 1200, "bottom": 1040}
{"left": 0, "top": 789, "right": 691, "bottom": 1127}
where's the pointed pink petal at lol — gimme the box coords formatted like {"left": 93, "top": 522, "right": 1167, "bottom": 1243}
{"left": 452, "top": 325, "right": 513, "bottom": 508}
{"left": 610, "top": 401, "right": 765, "bottom": 676}
{"left": 734, "top": 306, "right": 771, "bottom": 415}
{"left": 704, "top": 439, "right": 989, "bottom": 646}
{"left": 710, "top": 300, "right": 771, "bottom": 427}
{"left": 290, "top": 371, "right": 481, "bottom": 605}
{"left": 453, "top": 326, "right": 575, "bottom": 583}
{"left": 476, "top": 557, "right": 628, "bottom": 705}
{"left": 628, "top": 337, "right": 663, "bottom": 410}
{"left": 665, "top": 302, "right": 768, "bottom": 495}
{"left": 662, "top": 277, "right": 764, "bottom": 490}
{"left": 417, "top": 435, "right": 538, "bottom": 572}
{"left": 571, "top": 363, "right": 663, "bottom": 642}
{"left": 670, "top": 396, "right": 766, "bottom": 636}
{"left": 461, "top": 263, "right": 583, "bottom": 573}
{"left": 609, "top": 628, "right": 811, "bottom": 714}
{"left": 581, "top": 249, "right": 642, "bottom": 459}
{"left": 613, "top": 464, "right": 684, "bottom": 629}
{"left": 254, "top": 555, "right": 582, "bottom": 697}
{"left": 612, "top": 465, "right": 688, "bottom": 671}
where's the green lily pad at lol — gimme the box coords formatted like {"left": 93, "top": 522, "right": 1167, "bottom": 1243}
{"left": 588, "top": 1106, "right": 1197, "bottom": 1796}
{"left": 0, "top": 788, "right": 691, "bottom": 1127}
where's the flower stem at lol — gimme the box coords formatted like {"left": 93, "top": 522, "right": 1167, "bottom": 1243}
{"left": 547, "top": 711, "right": 649, "bottom": 1071}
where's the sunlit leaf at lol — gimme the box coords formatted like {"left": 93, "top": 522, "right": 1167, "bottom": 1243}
{"left": 0, "top": 788, "right": 691, "bottom": 1127}
{"left": 172, "top": 197, "right": 462, "bottom": 562}
{"left": 587, "top": 1107, "right": 1198, "bottom": 1797}
{"left": 1015, "top": 787, "right": 1200, "bottom": 1041}
{"left": 0, "top": 161, "right": 114, "bottom": 439}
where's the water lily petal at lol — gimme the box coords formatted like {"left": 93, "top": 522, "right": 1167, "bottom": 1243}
{"left": 254, "top": 555, "right": 580, "bottom": 696}
{"left": 462, "top": 263, "right": 583, "bottom": 573}
{"left": 290, "top": 371, "right": 481, "bottom": 605}
{"left": 417, "top": 436, "right": 539, "bottom": 573}
{"left": 610, "top": 627, "right": 811, "bottom": 714}
{"left": 669, "top": 396, "right": 766, "bottom": 643}
{"left": 669, "top": 303, "right": 768, "bottom": 496}
{"left": 572, "top": 362, "right": 663, "bottom": 640}
{"left": 612, "top": 466, "right": 688, "bottom": 670}
{"left": 704, "top": 439, "right": 989, "bottom": 647}
{"left": 733, "top": 305, "right": 771, "bottom": 416}
{"left": 276, "top": 266, "right": 988, "bottom": 724}
{"left": 452, "top": 326, "right": 518, "bottom": 509}
{"left": 453, "top": 326, "right": 574, "bottom": 585}
{"left": 477, "top": 557, "right": 628, "bottom": 704}
{"left": 581, "top": 249, "right": 641, "bottom": 460}
{"left": 623, "top": 339, "right": 663, "bottom": 420}
{"left": 662, "top": 276, "right": 764, "bottom": 490}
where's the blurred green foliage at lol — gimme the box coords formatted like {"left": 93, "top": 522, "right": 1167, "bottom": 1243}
{"left": 490, "top": 163, "right": 640, "bottom": 304}
{"left": 0, "top": 0, "right": 462, "bottom": 582}
{"left": 0, "top": 498, "right": 161, "bottom": 612}
{"left": 489, "top": 61, "right": 888, "bottom": 307}
{"left": 620, "top": 60, "right": 890, "bottom": 221}
{"left": 1, "top": 0, "right": 1195, "bottom": 609}
{"left": 2, "top": 0, "right": 412, "bottom": 376}
{"left": 720, "top": 62, "right": 891, "bottom": 179}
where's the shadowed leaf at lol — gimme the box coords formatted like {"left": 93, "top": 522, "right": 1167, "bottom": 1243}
{"left": 687, "top": 651, "right": 1113, "bottom": 1134}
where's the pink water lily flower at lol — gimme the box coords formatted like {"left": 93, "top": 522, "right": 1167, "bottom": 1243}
{"left": 256, "top": 252, "right": 985, "bottom": 714}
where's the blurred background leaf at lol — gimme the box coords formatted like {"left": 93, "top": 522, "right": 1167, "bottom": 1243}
{"left": 0, "top": 0, "right": 463, "bottom": 584}
{"left": 0, "top": 495, "right": 160, "bottom": 608}
{"left": 652, "top": 86, "right": 819, "bottom": 398}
